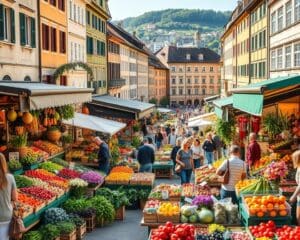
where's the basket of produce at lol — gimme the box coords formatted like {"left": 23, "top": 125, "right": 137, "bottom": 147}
{"left": 143, "top": 200, "right": 159, "bottom": 223}
{"left": 47, "top": 127, "right": 62, "bottom": 142}
{"left": 157, "top": 202, "right": 180, "bottom": 223}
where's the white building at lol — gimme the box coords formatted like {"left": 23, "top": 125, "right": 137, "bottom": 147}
{"left": 269, "top": 0, "right": 300, "bottom": 78}
{"left": 0, "top": 0, "right": 39, "bottom": 82}
{"left": 67, "top": 0, "right": 87, "bottom": 88}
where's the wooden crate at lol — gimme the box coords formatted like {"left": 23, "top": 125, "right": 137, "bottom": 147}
{"left": 143, "top": 212, "right": 157, "bottom": 223}
{"left": 157, "top": 213, "right": 180, "bottom": 223}
{"left": 76, "top": 223, "right": 86, "bottom": 240}
{"left": 115, "top": 206, "right": 125, "bottom": 221}
{"left": 60, "top": 230, "right": 77, "bottom": 240}
{"left": 84, "top": 215, "right": 96, "bottom": 232}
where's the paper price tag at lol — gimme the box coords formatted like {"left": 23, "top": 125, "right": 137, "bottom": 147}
{"left": 199, "top": 181, "right": 208, "bottom": 187}
{"left": 162, "top": 190, "right": 169, "bottom": 200}
{"left": 9, "top": 152, "right": 19, "bottom": 161}
{"left": 184, "top": 197, "right": 193, "bottom": 204}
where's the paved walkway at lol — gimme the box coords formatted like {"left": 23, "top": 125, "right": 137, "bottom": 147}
{"left": 86, "top": 177, "right": 181, "bottom": 240}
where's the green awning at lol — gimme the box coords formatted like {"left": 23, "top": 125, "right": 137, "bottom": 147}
{"left": 233, "top": 93, "right": 264, "bottom": 116}
{"left": 232, "top": 75, "right": 300, "bottom": 116}
{"left": 214, "top": 107, "right": 223, "bottom": 118}
{"left": 213, "top": 96, "right": 233, "bottom": 108}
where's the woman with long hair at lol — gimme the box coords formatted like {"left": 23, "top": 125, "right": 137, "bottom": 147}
{"left": 176, "top": 138, "right": 194, "bottom": 184}
{"left": 0, "top": 153, "right": 17, "bottom": 240}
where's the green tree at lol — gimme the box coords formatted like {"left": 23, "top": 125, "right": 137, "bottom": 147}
{"left": 149, "top": 98, "right": 158, "bottom": 105}
{"left": 159, "top": 96, "right": 169, "bottom": 107}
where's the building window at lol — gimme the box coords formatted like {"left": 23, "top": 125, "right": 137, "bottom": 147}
{"left": 201, "top": 67, "right": 205, "bottom": 72}
{"left": 271, "top": 12, "right": 276, "bottom": 34}
{"left": 179, "top": 78, "right": 183, "bottom": 84}
{"left": 86, "top": 36, "right": 93, "bottom": 54}
{"left": 171, "top": 66, "right": 176, "bottom": 72}
{"left": 202, "top": 88, "right": 206, "bottom": 95}
{"left": 286, "top": 1, "right": 292, "bottom": 27}
{"left": 58, "top": 0, "right": 65, "bottom": 11}
{"left": 42, "top": 24, "right": 49, "bottom": 50}
{"left": 59, "top": 31, "right": 66, "bottom": 53}
{"left": 187, "top": 67, "right": 191, "bottom": 72}
{"left": 195, "top": 88, "right": 199, "bottom": 95}
{"left": 187, "top": 78, "right": 191, "bottom": 84}
{"left": 294, "top": 43, "right": 300, "bottom": 66}
{"left": 295, "top": 0, "right": 300, "bottom": 22}
{"left": 24, "top": 76, "right": 31, "bottom": 82}
{"left": 1, "top": 6, "right": 15, "bottom": 43}
{"left": 210, "top": 67, "right": 214, "bottom": 72}
{"left": 86, "top": 11, "right": 90, "bottom": 25}
{"left": 19, "top": 14, "right": 36, "bottom": 48}
{"left": 186, "top": 54, "right": 191, "bottom": 60}
{"left": 271, "top": 50, "right": 276, "bottom": 70}
{"left": 195, "top": 78, "right": 198, "bottom": 84}
{"left": 50, "top": 27, "right": 56, "bottom": 52}
{"left": 277, "top": 7, "right": 284, "bottom": 31}
{"left": 172, "top": 88, "right": 176, "bottom": 95}
{"left": 285, "top": 46, "right": 292, "bottom": 68}
{"left": 277, "top": 48, "right": 283, "bottom": 69}
{"left": 171, "top": 78, "right": 176, "bottom": 84}
{"left": 50, "top": 0, "right": 56, "bottom": 7}
{"left": 2, "top": 75, "right": 11, "bottom": 81}
{"left": 187, "top": 89, "right": 191, "bottom": 95}
{"left": 179, "top": 68, "right": 183, "bottom": 72}
{"left": 210, "top": 78, "right": 214, "bottom": 84}
{"left": 195, "top": 67, "right": 198, "bottom": 72}
{"left": 179, "top": 88, "right": 183, "bottom": 95}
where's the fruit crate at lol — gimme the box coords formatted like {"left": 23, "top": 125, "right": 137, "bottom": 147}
{"left": 84, "top": 215, "right": 96, "bottom": 232}
{"left": 60, "top": 230, "right": 77, "bottom": 240}
{"left": 76, "top": 222, "right": 86, "bottom": 240}
{"left": 240, "top": 203, "right": 292, "bottom": 227}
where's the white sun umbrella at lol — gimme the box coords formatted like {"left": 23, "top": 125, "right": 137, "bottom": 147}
{"left": 188, "top": 119, "right": 213, "bottom": 128}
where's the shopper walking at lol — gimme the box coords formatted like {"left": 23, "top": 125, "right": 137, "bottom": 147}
{"left": 176, "top": 138, "right": 194, "bottom": 184}
{"left": 246, "top": 133, "right": 261, "bottom": 175}
{"left": 94, "top": 137, "right": 110, "bottom": 175}
{"left": 289, "top": 150, "right": 300, "bottom": 225}
{"left": 191, "top": 138, "right": 203, "bottom": 169}
{"left": 171, "top": 138, "right": 182, "bottom": 172}
{"left": 202, "top": 133, "right": 215, "bottom": 164}
{"left": 137, "top": 138, "right": 155, "bottom": 173}
{"left": 216, "top": 145, "right": 246, "bottom": 204}
{"left": 155, "top": 128, "right": 164, "bottom": 150}
{"left": 213, "top": 131, "right": 222, "bottom": 160}
{"left": 168, "top": 128, "right": 177, "bottom": 147}
{"left": 0, "top": 153, "right": 17, "bottom": 240}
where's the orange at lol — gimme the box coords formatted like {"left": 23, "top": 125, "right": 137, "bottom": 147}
{"left": 279, "top": 204, "right": 286, "bottom": 210}
{"left": 249, "top": 206, "right": 256, "bottom": 215}
{"left": 257, "top": 211, "right": 264, "bottom": 217}
{"left": 267, "top": 203, "right": 274, "bottom": 211}
{"left": 279, "top": 210, "right": 287, "bottom": 216}
{"left": 262, "top": 198, "right": 269, "bottom": 205}
{"left": 278, "top": 196, "right": 286, "bottom": 204}
{"left": 260, "top": 204, "right": 267, "bottom": 213}
{"left": 267, "top": 195, "right": 274, "bottom": 203}
{"left": 274, "top": 203, "right": 279, "bottom": 210}
{"left": 269, "top": 210, "right": 277, "bottom": 217}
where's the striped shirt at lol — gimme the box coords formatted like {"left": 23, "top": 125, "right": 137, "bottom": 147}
{"left": 218, "top": 156, "right": 246, "bottom": 191}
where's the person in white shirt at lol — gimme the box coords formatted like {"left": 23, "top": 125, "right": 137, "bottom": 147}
{"left": 168, "top": 128, "right": 177, "bottom": 147}
{"left": 191, "top": 138, "right": 203, "bottom": 169}
{"left": 216, "top": 145, "right": 246, "bottom": 204}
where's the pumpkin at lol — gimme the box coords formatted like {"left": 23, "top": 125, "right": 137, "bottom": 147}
{"left": 82, "top": 106, "right": 89, "bottom": 115}
{"left": 22, "top": 112, "right": 33, "bottom": 124}
{"left": 7, "top": 109, "right": 17, "bottom": 122}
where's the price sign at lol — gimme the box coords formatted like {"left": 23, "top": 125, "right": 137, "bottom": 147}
{"left": 161, "top": 190, "right": 169, "bottom": 200}
{"left": 184, "top": 197, "right": 193, "bottom": 204}
{"left": 9, "top": 152, "right": 19, "bottom": 161}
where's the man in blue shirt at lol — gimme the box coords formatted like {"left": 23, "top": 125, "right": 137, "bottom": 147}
{"left": 137, "top": 138, "right": 155, "bottom": 173}
{"left": 94, "top": 137, "right": 110, "bottom": 175}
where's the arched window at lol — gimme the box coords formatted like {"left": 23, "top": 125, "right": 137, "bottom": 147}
{"left": 2, "top": 75, "right": 12, "bottom": 81}
{"left": 24, "top": 76, "right": 31, "bottom": 82}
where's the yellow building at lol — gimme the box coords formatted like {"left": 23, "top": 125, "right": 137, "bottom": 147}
{"left": 86, "top": 0, "right": 110, "bottom": 95}
{"left": 221, "top": 0, "right": 268, "bottom": 94}
{"left": 250, "top": 1, "right": 267, "bottom": 83}
{"left": 40, "top": 0, "right": 68, "bottom": 84}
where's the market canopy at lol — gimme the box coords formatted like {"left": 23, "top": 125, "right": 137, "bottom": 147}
{"left": 62, "top": 112, "right": 126, "bottom": 135}
{"left": 0, "top": 82, "right": 93, "bottom": 111}
{"left": 88, "top": 95, "right": 155, "bottom": 120}
{"left": 157, "top": 108, "right": 174, "bottom": 113}
{"left": 232, "top": 75, "right": 300, "bottom": 116}
{"left": 188, "top": 119, "right": 213, "bottom": 128}
{"left": 212, "top": 96, "right": 233, "bottom": 118}
{"left": 188, "top": 112, "right": 217, "bottom": 123}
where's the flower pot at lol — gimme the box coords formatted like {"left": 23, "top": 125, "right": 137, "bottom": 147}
{"left": 115, "top": 206, "right": 125, "bottom": 221}
{"left": 47, "top": 130, "right": 62, "bottom": 142}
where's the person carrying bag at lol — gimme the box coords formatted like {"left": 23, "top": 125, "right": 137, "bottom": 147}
{"left": 9, "top": 203, "right": 25, "bottom": 239}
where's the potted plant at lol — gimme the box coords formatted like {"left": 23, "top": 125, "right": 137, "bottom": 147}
{"left": 39, "top": 224, "right": 60, "bottom": 240}
{"left": 96, "top": 188, "right": 129, "bottom": 220}
{"left": 69, "top": 178, "right": 88, "bottom": 198}
{"left": 63, "top": 198, "right": 91, "bottom": 215}
{"left": 57, "top": 221, "right": 76, "bottom": 240}
{"left": 10, "top": 133, "right": 28, "bottom": 156}
{"left": 20, "top": 155, "right": 38, "bottom": 170}
{"left": 8, "top": 159, "right": 23, "bottom": 175}
{"left": 88, "top": 196, "right": 115, "bottom": 227}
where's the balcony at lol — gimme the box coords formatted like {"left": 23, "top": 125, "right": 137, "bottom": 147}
{"left": 109, "top": 78, "right": 126, "bottom": 89}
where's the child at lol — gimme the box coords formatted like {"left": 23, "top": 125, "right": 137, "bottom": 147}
{"left": 290, "top": 150, "right": 300, "bottom": 225}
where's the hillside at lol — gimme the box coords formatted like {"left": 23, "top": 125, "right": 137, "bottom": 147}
{"left": 114, "top": 9, "right": 231, "bottom": 53}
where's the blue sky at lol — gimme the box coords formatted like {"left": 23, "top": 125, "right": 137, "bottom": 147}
{"left": 109, "top": 0, "right": 237, "bottom": 20}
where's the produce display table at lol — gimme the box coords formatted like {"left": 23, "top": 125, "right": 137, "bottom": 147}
{"left": 152, "top": 161, "right": 173, "bottom": 179}
{"left": 141, "top": 218, "right": 241, "bottom": 234}
{"left": 105, "top": 183, "right": 153, "bottom": 191}
{"left": 23, "top": 192, "right": 70, "bottom": 229}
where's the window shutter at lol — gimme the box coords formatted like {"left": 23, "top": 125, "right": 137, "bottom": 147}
{"left": 86, "top": 37, "right": 89, "bottom": 54}
{"left": 31, "top": 17, "right": 36, "bottom": 48}
{"left": 19, "top": 13, "right": 26, "bottom": 45}
{"left": 10, "top": 9, "right": 15, "bottom": 43}
{"left": 0, "top": 4, "right": 4, "bottom": 40}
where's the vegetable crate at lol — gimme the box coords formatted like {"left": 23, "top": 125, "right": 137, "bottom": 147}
{"left": 157, "top": 213, "right": 180, "bottom": 223}
{"left": 84, "top": 215, "right": 96, "bottom": 232}
{"left": 115, "top": 206, "right": 125, "bottom": 221}
{"left": 60, "top": 230, "right": 77, "bottom": 240}
{"left": 76, "top": 223, "right": 86, "bottom": 240}
{"left": 240, "top": 203, "right": 292, "bottom": 227}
